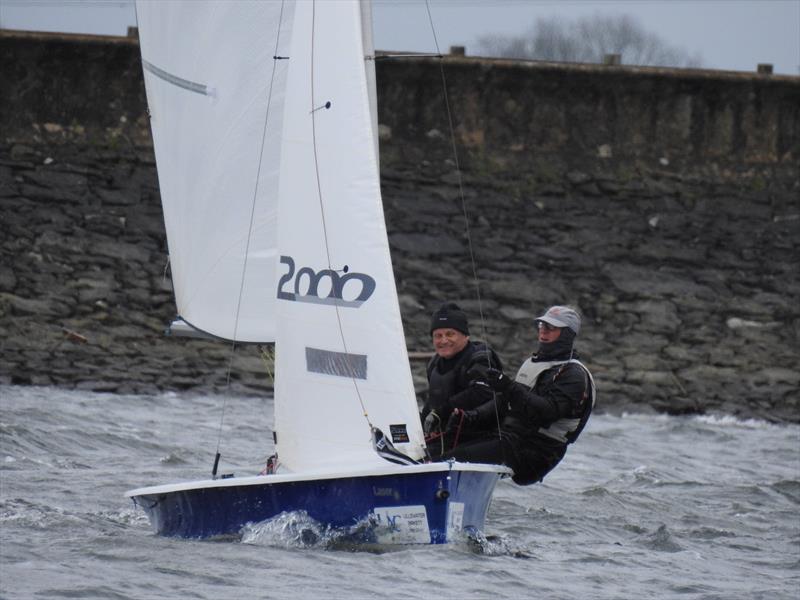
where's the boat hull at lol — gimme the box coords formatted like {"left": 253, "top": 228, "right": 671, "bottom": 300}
{"left": 127, "top": 462, "right": 508, "bottom": 544}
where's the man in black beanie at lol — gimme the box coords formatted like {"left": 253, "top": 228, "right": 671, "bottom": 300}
{"left": 421, "top": 302, "right": 504, "bottom": 457}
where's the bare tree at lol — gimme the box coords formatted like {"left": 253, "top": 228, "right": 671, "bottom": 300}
{"left": 477, "top": 14, "right": 702, "bottom": 68}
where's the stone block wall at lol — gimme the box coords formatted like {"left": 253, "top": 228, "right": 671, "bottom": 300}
{"left": 1, "top": 31, "right": 798, "bottom": 422}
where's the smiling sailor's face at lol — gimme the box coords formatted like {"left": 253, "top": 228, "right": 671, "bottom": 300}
{"left": 432, "top": 328, "right": 469, "bottom": 359}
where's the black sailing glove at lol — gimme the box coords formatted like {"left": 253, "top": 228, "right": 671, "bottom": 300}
{"left": 485, "top": 368, "right": 513, "bottom": 392}
{"left": 465, "top": 362, "right": 489, "bottom": 381}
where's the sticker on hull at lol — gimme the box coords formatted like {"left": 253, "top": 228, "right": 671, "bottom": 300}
{"left": 372, "top": 505, "right": 430, "bottom": 544}
{"left": 447, "top": 502, "right": 465, "bottom": 539}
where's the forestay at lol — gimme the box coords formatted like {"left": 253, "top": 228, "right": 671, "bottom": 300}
{"left": 137, "top": 1, "right": 294, "bottom": 342}
{"left": 273, "top": 0, "right": 427, "bottom": 471}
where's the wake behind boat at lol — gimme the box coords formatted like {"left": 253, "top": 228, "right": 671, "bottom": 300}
{"left": 126, "top": 0, "right": 509, "bottom": 544}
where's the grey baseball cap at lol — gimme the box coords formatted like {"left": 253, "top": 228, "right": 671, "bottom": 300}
{"left": 536, "top": 305, "right": 581, "bottom": 335}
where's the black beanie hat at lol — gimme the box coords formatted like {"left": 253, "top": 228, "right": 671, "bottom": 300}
{"left": 430, "top": 302, "right": 470, "bottom": 335}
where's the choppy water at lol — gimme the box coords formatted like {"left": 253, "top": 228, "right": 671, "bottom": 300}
{"left": 1, "top": 384, "right": 798, "bottom": 599}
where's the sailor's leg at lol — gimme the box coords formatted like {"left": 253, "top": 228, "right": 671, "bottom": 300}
{"left": 442, "top": 437, "right": 512, "bottom": 467}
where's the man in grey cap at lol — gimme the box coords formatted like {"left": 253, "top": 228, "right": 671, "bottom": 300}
{"left": 442, "top": 305, "right": 596, "bottom": 485}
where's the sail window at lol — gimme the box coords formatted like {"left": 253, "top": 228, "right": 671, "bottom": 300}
{"left": 305, "top": 347, "right": 367, "bottom": 380}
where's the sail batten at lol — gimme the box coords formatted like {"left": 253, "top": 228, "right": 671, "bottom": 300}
{"left": 142, "top": 60, "right": 210, "bottom": 96}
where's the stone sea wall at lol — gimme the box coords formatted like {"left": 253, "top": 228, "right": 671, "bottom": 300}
{"left": 1, "top": 31, "right": 798, "bottom": 422}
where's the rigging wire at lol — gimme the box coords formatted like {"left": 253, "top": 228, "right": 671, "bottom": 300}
{"left": 212, "top": 0, "right": 288, "bottom": 478}
{"left": 423, "top": 0, "right": 504, "bottom": 438}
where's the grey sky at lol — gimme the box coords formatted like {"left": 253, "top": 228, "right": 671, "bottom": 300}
{"left": 1, "top": 0, "right": 798, "bottom": 74}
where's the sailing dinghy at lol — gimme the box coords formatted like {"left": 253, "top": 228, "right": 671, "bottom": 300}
{"left": 126, "top": 0, "right": 510, "bottom": 544}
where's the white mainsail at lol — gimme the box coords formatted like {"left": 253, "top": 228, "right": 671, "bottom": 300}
{"left": 273, "top": 0, "right": 427, "bottom": 470}
{"left": 137, "top": 1, "right": 294, "bottom": 342}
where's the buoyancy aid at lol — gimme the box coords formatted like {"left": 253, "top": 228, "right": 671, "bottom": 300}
{"left": 513, "top": 357, "right": 597, "bottom": 444}
{"left": 427, "top": 361, "right": 461, "bottom": 412}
